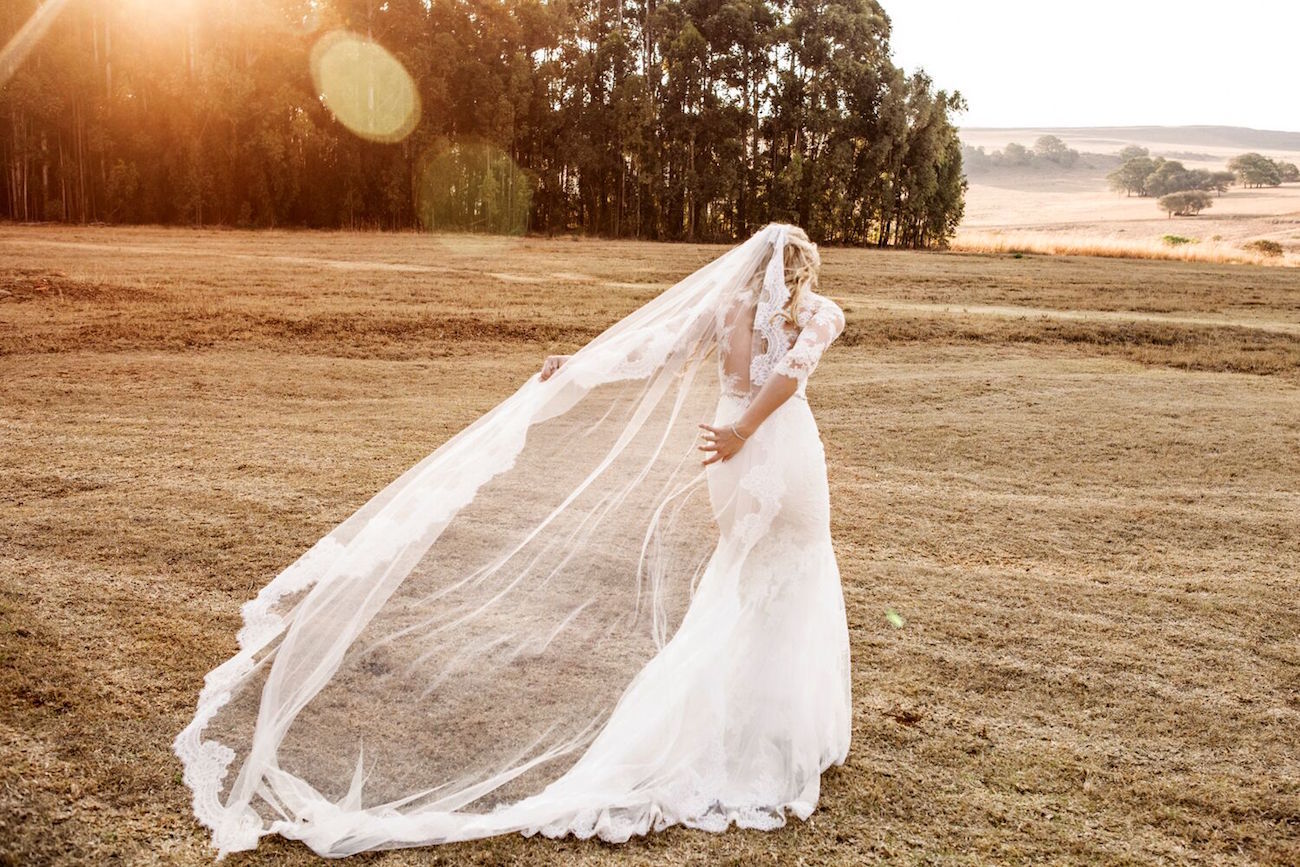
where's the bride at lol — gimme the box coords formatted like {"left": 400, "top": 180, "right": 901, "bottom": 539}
{"left": 175, "top": 222, "right": 851, "bottom": 858}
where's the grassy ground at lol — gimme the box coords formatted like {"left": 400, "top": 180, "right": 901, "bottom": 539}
{"left": 2, "top": 225, "right": 1298, "bottom": 865}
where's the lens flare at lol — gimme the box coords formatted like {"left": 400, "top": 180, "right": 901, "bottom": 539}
{"left": 310, "top": 30, "right": 419, "bottom": 143}
{"left": 0, "top": 0, "right": 73, "bottom": 88}
{"left": 414, "top": 139, "right": 534, "bottom": 253}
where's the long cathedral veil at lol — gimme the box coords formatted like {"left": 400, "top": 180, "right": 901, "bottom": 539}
{"left": 175, "top": 223, "right": 804, "bottom": 857}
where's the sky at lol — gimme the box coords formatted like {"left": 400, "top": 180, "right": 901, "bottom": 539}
{"left": 886, "top": 0, "right": 1300, "bottom": 131}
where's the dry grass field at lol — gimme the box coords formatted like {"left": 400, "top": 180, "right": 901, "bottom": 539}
{"left": 957, "top": 127, "right": 1300, "bottom": 266}
{"left": 2, "top": 224, "right": 1299, "bottom": 866}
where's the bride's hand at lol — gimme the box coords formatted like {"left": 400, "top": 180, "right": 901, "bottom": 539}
{"left": 540, "top": 354, "right": 571, "bottom": 381}
{"left": 697, "top": 422, "right": 749, "bottom": 465}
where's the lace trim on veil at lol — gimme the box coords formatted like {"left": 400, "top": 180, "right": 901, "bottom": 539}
{"left": 174, "top": 418, "right": 536, "bottom": 851}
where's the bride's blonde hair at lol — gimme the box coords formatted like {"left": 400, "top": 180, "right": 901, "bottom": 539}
{"left": 778, "top": 225, "right": 820, "bottom": 325}
{"left": 737, "top": 224, "right": 821, "bottom": 326}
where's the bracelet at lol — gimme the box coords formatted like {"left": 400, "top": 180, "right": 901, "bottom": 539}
{"left": 729, "top": 422, "right": 749, "bottom": 441}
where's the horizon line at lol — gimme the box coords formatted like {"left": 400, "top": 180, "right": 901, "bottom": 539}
{"left": 959, "top": 123, "right": 1300, "bottom": 136}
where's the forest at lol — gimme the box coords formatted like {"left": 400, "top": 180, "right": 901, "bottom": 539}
{"left": 0, "top": 0, "right": 966, "bottom": 246}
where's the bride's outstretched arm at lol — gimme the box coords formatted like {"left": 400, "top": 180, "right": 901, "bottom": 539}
{"left": 539, "top": 354, "right": 571, "bottom": 381}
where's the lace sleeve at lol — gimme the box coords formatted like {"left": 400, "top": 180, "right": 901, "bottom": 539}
{"left": 771, "top": 297, "right": 846, "bottom": 383}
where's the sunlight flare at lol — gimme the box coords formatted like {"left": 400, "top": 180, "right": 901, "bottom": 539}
{"left": 415, "top": 139, "right": 533, "bottom": 254}
{"left": 0, "top": 0, "right": 73, "bottom": 88}
{"left": 309, "top": 30, "right": 420, "bottom": 144}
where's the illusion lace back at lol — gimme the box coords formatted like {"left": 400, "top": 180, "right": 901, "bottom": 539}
{"left": 174, "top": 223, "right": 851, "bottom": 858}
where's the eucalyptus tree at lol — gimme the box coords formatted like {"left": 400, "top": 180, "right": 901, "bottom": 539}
{"left": 0, "top": 0, "right": 966, "bottom": 246}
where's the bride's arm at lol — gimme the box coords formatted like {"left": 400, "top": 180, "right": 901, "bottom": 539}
{"left": 697, "top": 373, "right": 798, "bottom": 464}
{"left": 539, "top": 354, "right": 571, "bottom": 381}
{"left": 698, "top": 298, "right": 845, "bottom": 465}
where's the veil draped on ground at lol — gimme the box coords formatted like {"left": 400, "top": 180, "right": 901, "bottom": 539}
{"left": 175, "top": 223, "right": 812, "bottom": 857}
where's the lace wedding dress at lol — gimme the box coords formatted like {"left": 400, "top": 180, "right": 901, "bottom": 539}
{"left": 175, "top": 223, "right": 851, "bottom": 857}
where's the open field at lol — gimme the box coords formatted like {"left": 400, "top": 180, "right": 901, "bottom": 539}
{"left": 957, "top": 127, "right": 1300, "bottom": 265}
{"left": 2, "top": 225, "right": 1299, "bottom": 865}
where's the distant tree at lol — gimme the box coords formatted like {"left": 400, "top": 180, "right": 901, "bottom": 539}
{"left": 1118, "top": 144, "right": 1149, "bottom": 162}
{"left": 1033, "top": 134, "right": 1079, "bottom": 167}
{"left": 1279, "top": 161, "right": 1300, "bottom": 183}
{"left": 1182, "top": 169, "right": 1210, "bottom": 192}
{"left": 1229, "top": 153, "right": 1283, "bottom": 188}
{"left": 1002, "top": 142, "right": 1031, "bottom": 167}
{"left": 1158, "top": 191, "right": 1213, "bottom": 217}
{"left": 1208, "top": 171, "right": 1236, "bottom": 195}
{"left": 961, "top": 144, "right": 992, "bottom": 171}
{"left": 1108, "top": 156, "right": 1156, "bottom": 196}
{"left": 1146, "top": 160, "right": 1194, "bottom": 198}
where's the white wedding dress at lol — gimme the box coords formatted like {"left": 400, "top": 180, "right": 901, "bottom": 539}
{"left": 174, "top": 223, "right": 851, "bottom": 857}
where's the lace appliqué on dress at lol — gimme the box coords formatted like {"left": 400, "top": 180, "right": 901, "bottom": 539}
{"left": 770, "top": 297, "right": 846, "bottom": 385}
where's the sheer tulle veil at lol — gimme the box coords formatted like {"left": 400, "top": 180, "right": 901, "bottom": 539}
{"left": 174, "top": 222, "right": 826, "bottom": 856}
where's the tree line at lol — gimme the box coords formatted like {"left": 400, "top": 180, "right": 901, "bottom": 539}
{"left": 1107, "top": 146, "right": 1299, "bottom": 217}
{"left": 0, "top": 0, "right": 968, "bottom": 247}
{"left": 962, "top": 135, "right": 1082, "bottom": 171}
